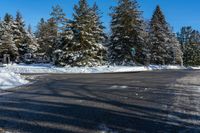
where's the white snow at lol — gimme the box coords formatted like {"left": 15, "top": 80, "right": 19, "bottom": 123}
{"left": 0, "top": 64, "right": 186, "bottom": 74}
{"left": 0, "top": 63, "right": 198, "bottom": 90}
{"left": 0, "top": 70, "right": 29, "bottom": 90}
{"left": 98, "top": 124, "right": 118, "bottom": 133}
{"left": 109, "top": 85, "right": 129, "bottom": 89}
{"left": 188, "top": 66, "right": 200, "bottom": 70}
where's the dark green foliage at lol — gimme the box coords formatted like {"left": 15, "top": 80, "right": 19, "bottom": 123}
{"left": 0, "top": 21, "right": 18, "bottom": 61}
{"left": 109, "top": 0, "right": 147, "bottom": 65}
{"left": 177, "top": 26, "right": 200, "bottom": 66}
{"left": 36, "top": 18, "right": 57, "bottom": 60}
{"left": 149, "top": 6, "right": 182, "bottom": 65}
{"left": 55, "top": 0, "right": 106, "bottom": 66}
{"left": 50, "top": 5, "right": 66, "bottom": 32}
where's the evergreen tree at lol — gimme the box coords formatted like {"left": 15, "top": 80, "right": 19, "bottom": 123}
{"left": 55, "top": 0, "right": 106, "bottom": 66}
{"left": 28, "top": 24, "right": 32, "bottom": 34}
{"left": 53, "top": 19, "right": 74, "bottom": 66}
{"left": 35, "top": 18, "right": 57, "bottom": 60}
{"left": 4, "top": 13, "right": 13, "bottom": 23}
{"left": 92, "top": 2, "right": 106, "bottom": 44}
{"left": 177, "top": 26, "right": 193, "bottom": 50}
{"left": 0, "top": 20, "right": 18, "bottom": 62}
{"left": 149, "top": 5, "right": 182, "bottom": 65}
{"left": 23, "top": 29, "right": 39, "bottom": 56}
{"left": 35, "top": 18, "right": 47, "bottom": 53}
{"left": 169, "top": 33, "right": 183, "bottom": 65}
{"left": 149, "top": 6, "right": 169, "bottom": 65}
{"left": 50, "top": 5, "right": 66, "bottom": 32}
{"left": 13, "top": 12, "right": 39, "bottom": 63}
{"left": 13, "top": 11, "right": 26, "bottom": 59}
{"left": 109, "top": 0, "right": 147, "bottom": 65}
{"left": 177, "top": 27, "right": 200, "bottom": 66}
{"left": 50, "top": 5, "right": 67, "bottom": 60}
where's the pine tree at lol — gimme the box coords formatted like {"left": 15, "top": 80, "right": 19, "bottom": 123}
{"left": 23, "top": 29, "right": 39, "bottom": 56}
{"left": 90, "top": 2, "right": 107, "bottom": 63}
{"left": 12, "top": 12, "right": 39, "bottom": 63}
{"left": 169, "top": 33, "right": 183, "bottom": 65}
{"left": 109, "top": 0, "right": 147, "bottom": 65}
{"left": 50, "top": 5, "right": 66, "bottom": 32}
{"left": 13, "top": 11, "right": 27, "bottom": 60}
{"left": 35, "top": 18, "right": 46, "bottom": 53}
{"left": 149, "top": 5, "right": 182, "bottom": 65}
{"left": 35, "top": 18, "right": 57, "bottom": 61}
{"left": 56, "top": 0, "right": 106, "bottom": 66}
{"left": 0, "top": 20, "right": 18, "bottom": 62}
{"left": 49, "top": 5, "right": 67, "bottom": 62}
{"left": 4, "top": 13, "right": 13, "bottom": 23}
{"left": 91, "top": 2, "right": 106, "bottom": 44}
{"left": 53, "top": 19, "right": 75, "bottom": 66}
{"left": 28, "top": 24, "right": 32, "bottom": 34}
{"left": 177, "top": 27, "right": 200, "bottom": 66}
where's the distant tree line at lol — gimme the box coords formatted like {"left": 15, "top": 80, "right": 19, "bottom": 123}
{"left": 0, "top": 0, "right": 199, "bottom": 66}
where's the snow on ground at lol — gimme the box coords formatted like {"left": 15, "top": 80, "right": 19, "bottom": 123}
{"left": 0, "top": 64, "right": 189, "bottom": 90}
{"left": 98, "top": 124, "right": 118, "bottom": 133}
{"left": 188, "top": 66, "right": 200, "bottom": 70}
{"left": 109, "top": 85, "right": 129, "bottom": 89}
{"left": 0, "top": 70, "right": 29, "bottom": 90}
{"left": 0, "top": 64, "right": 186, "bottom": 74}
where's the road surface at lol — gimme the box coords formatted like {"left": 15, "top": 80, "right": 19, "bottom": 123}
{"left": 0, "top": 70, "right": 200, "bottom": 133}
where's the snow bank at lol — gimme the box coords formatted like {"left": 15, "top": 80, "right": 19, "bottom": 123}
{"left": 0, "top": 70, "right": 29, "bottom": 90}
{"left": 0, "top": 64, "right": 186, "bottom": 74}
{"left": 188, "top": 66, "right": 200, "bottom": 70}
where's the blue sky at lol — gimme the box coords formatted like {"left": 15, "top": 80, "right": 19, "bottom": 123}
{"left": 0, "top": 0, "right": 199, "bottom": 32}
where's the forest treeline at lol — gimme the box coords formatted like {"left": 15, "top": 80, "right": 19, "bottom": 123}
{"left": 0, "top": 0, "right": 199, "bottom": 66}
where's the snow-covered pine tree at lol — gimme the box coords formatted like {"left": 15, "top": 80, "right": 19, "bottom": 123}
{"left": 149, "top": 6, "right": 169, "bottom": 65}
{"left": 50, "top": 5, "right": 66, "bottom": 33}
{"left": 169, "top": 33, "right": 183, "bottom": 65}
{"left": 54, "top": 2, "right": 107, "bottom": 66}
{"left": 0, "top": 19, "right": 18, "bottom": 62}
{"left": 57, "top": 0, "right": 106, "bottom": 67}
{"left": 91, "top": 2, "right": 106, "bottom": 45}
{"left": 177, "top": 26, "right": 193, "bottom": 50}
{"left": 53, "top": 19, "right": 74, "bottom": 66}
{"left": 90, "top": 2, "right": 107, "bottom": 64}
{"left": 149, "top": 5, "right": 182, "bottom": 65}
{"left": 50, "top": 5, "right": 67, "bottom": 63}
{"left": 4, "top": 13, "right": 13, "bottom": 23}
{"left": 13, "top": 11, "right": 27, "bottom": 61}
{"left": 109, "top": 0, "right": 147, "bottom": 65}
{"left": 35, "top": 18, "right": 57, "bottom": 61}
{"left": 28, "top": 24, "right": 32, "bottom": 34}
{"left": 177, "top": 27, "right": 200, "bottom": 66}
{"left": 12, "top": 12, "right": 39, "bottom": 63}
{"left": 23, "top": 29, "right": 39, "bottom": 57}
{"left": 35, "top": 18, "right": 46, "bottom": 50}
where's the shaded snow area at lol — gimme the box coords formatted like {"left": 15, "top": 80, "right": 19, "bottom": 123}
{"left": 0, "top": 64, "right": 186, "bottom": 74}
{"left": 0, "top": 70, "right": 29, "bottom": 90}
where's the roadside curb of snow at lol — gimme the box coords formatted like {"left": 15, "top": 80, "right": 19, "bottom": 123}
{"left": 0, "top": 70, "right": 29, "bottom": 90}
{"left": 0, "top": 64, "right": 197, "bottom": 74}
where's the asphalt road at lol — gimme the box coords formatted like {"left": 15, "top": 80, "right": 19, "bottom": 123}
{"left": 0, "top": 70, "right": 200, "bottom": 133}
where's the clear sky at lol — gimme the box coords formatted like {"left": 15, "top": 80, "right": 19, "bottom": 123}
{"left": 0, "top": 0, "right": 199, "bottom": 33}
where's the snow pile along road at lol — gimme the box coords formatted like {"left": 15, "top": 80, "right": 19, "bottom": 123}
{"left": 0, "top": 64, "right": 185, "bottom": 74}
{"left": 0, "top": 70, "right": 29, "bottom": 90}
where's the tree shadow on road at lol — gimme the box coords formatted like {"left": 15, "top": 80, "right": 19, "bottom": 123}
{"left": 0, "top": 75, "right": 200, "bottom": 133}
